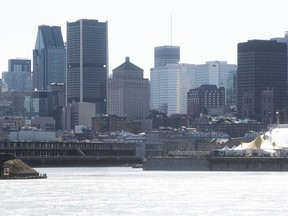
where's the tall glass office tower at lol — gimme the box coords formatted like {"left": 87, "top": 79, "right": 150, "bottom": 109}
{"left": 237, "top": 40, "right": 288, "bottom": 122}
{"left": 66, "top": 19, "right": 108, "bottom": 114}
{"left": 33, "top": 25, "right": 66, "bottom": 91}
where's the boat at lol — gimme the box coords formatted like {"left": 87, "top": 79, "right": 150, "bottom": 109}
{"left": 0, "top": 153, "right": 47, "bottom": 179}
{"left": 132, "top": 163, "right": 143, "bottom": 168}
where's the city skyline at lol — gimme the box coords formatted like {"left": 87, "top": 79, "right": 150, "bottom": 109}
{"left": 0, "top": 0, "right": 288, "bottom": 79}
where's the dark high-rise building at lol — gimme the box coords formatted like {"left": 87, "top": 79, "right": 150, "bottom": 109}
{"left": 50, "top": 82, "right": 65, "bottom": 110}
{"left": 31, "top": 91, "right": 52, "bottom": 117}
{"left": 154, "top": 46, "right": 180, "bottom": 67}
{"left": 66, "top": 19, "right": 108, "bottom": 114}
{"left": 237, "top": 40, "right": 288, "bottom": 122}
{"left": 50, "top": 82, "right": 65, "bottom": 130}
{"left": 33, "top": 25, "right": 66, "bottom": 91}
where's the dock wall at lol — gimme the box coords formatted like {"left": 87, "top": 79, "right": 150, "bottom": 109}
{"left": 143, "top": 157, "right": 209, "bottom": 171}
{"left": 20, "top": 156, "right": 143, "bottom": 167}
{"left": 143, "top": 157, "right": 288, "bottom": 171}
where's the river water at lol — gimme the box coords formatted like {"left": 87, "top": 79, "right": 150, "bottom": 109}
{"left": 0, "top": 167, "right": 288, "bottom": 216}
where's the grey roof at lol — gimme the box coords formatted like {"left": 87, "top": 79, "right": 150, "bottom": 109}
{"left": 113, "top": 57, "right": 143, "bottom": 72}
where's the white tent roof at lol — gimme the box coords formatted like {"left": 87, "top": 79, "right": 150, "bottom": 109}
{"left": 220, "top": 146, "right": 231, "bottom": 151}
{"left": 265, "top": 126, "right": 288, "bottom": 148}
{"left": 235, "top": 134, "right": 282, "bottom": 150}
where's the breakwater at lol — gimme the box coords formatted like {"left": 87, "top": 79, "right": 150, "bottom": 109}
{"left": 143, "top": 157, "right": 288, "bottom": 171}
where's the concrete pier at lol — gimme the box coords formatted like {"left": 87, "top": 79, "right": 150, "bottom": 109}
{"left": 143, "top": 157, "right": 288, "bottom": 171}
{"left": 0, "top": 140, "right": 142, "bottom": 167}
{"left": 20, "top": 156, "right": 142, "bottom": 167}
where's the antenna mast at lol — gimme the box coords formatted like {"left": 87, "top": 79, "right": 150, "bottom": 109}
{"left": 170, "top": 13, "right": 173, "bottom": 46}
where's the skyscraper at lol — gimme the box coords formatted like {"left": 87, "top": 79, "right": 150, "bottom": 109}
{"left": 237, "top": 40, "right": 288, "bottom": 122}
{"left": 154, "top": 46, "right": 180, "bottom": 67}
{"left": 50, "top": 82, "right": 65, "bottom": 130}
{"left": 66, "top": 19, "right": 108, "bottom": 114}
{"left": 271, "top": 32, "right": 288, "bottom": 95}
{"left": 2, "top": 59, "right": 32, "bottom": 92}
{"left": 107, "top": 57, "right": 149, "bottom": 119}
{"left": 196, "top": 61, "right": 236, "bottom": 87}
{"left": 150, "top": 45, "right": 195, "bottom": 115}
{"left": 33, "top": 25, "right": 66, "bottom": 91}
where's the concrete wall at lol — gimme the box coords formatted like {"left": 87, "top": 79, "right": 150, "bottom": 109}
{"left": 143, "top": 157, "right": 210, "bottom": 171}
{"left": 209, "top": 157, "right": 288, "bottom": 171}
{"left": 144, "top": 157, "right": 288, "bottom": 171}
{"left": 10, "top": 130, "right": 59, "bottom": 141}
{"left": 21, "top": 156, "right": 142, "bottom": 167}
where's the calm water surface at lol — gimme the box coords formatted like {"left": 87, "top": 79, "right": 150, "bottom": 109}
{"left": 0, "top": 167, "right": 288, "bottom": 216}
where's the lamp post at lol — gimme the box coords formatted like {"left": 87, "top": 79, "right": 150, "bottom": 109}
{"left": 276, "top": 111, "right": 279, "bottom": 125}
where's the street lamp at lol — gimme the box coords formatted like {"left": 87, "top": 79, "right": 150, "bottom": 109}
{"left": 276, "top": 111, "right": 279, "bottom": 125}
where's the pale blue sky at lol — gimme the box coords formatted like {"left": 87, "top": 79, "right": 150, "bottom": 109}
{"left": 0, "top": 0, "right": 287, "bottom": 79}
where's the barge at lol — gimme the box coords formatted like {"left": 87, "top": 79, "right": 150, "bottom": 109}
{"left": 0, "top": 153, "right": 47, "bottom": 179}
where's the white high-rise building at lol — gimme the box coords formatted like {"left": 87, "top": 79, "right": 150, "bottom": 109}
{"left": 150, "top": 63, "right": 196, "bottom": 115}
{"left": 196, "top": 61, "right": 237, "bottom": 88}
{"left": 196, "top": 61, "right": 237, "bottom": 105}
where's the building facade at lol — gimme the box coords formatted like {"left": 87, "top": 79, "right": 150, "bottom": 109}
{"left": 187, "top": 84, "right": 225, "bottom": 117}
{"left": 107, "top": 57, "right": 149, "bottom": 119}
{"left": 0, "top": 79, "right": 8, "bottom": 99}
{"left": 8, "top": 59, "right": 31, "bottom": 73}
{"left": 1, "top": 91, "right": 30, "bottom": 117}
{"left": 92, "top": 115, "right": 127, "bottom": 133}
{"left": 31, "top": 91, "right": 52, "bottom": 118}
{"left": 150, "top": 63, "right": 196, "bottom": 115}
{"left": 195, "top": 61, "right": 237, "bottom": 106}
{"left": 261, "top": 89, "right": 274, "bottom": 126}
{"left": 63, "top": 102, "right": 96, "bottom": 131}
{"left": 33, "top": 25, "right": 66, "bottom": 91}
{"left": 66, "top": 19, "right": 108, "bottom": 114}
{"left": 2, "top": 59, "right": 32, "bottom": 92}
{"left": 237, "top": 40, "right": 288, "bottom": 122}
{"left": 150, "top": 46, "right": 195, "bottom": 115}
{"left": 225, "top": 70, "right": 237, "bottom": 107}
{"left": 154, "top": 46, "right": 180, "bottom": 67}
{"left": 50, "top": 82, "right": 65, "bottom": 130}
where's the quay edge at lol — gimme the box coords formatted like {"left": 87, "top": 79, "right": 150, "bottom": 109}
{"left": 19, "top": 156, "right": 143, "bottom": 167}
{"left": 143, "top": 157, "right": 288, "bottom": 171}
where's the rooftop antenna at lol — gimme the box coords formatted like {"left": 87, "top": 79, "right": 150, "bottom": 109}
{"left": 170, "top": 13, "right": 173, "bottom": 46}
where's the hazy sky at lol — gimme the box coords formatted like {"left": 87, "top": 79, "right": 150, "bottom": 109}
{"left": 0, "top": 0, "right": 288, "bottom": 79}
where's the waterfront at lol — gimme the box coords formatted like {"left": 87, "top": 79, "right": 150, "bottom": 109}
{"left": 1, "top": 167, "right": 288, "bottom": 215}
